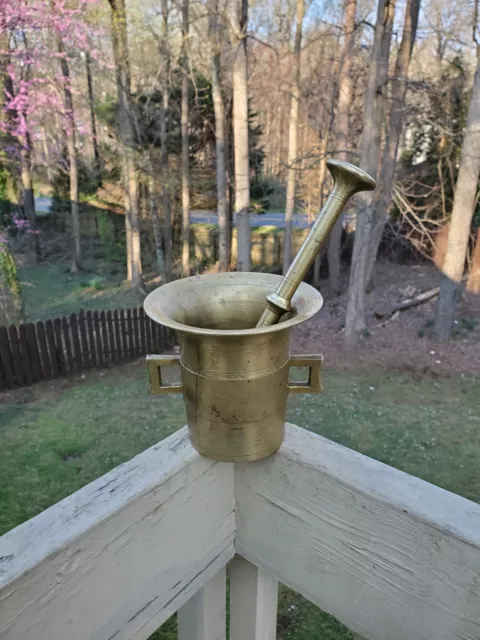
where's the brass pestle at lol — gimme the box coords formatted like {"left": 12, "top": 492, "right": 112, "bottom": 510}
{"left": 256, "top": 159, "right": 376, "bottom": 328}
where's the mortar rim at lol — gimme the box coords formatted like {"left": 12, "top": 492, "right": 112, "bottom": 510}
{"left": 144, "top": 272, "right": 323, "bottom": 337}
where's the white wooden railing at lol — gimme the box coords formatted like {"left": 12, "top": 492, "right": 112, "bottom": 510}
{"left": 1, "top": 424, "right": 480, "bottom": 640}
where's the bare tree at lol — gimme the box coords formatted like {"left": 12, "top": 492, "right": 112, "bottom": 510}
{"left": 313, "top": 132, "right": 330, "bottom": 287}
{"left": 85, "top": 51, "right": 102, "bottom": 189}
{"left": 344, "top": 0, "right": 397, "bottom": 348}
{"left": 181, "top": 0, "right": 190, "bottom": 277}
{"left": 434, "top": 42, "right": 480, "bottom": 339}
{"left": 366, "top": 0, "right": 421, "bottom": 285}
{"left": 55, "top": 28, "right": 81, "bottom": 272}
{"left": 229, "top": 0, "right": 250, "bottom": 271}
{"left": 108, "top": 0, "right": 143, "bottom": 289}
{"left": 209, "top": 0, "right": 229, "bottom": 271}
{"left": 283, "top": 0, "right": 305, "bottom": 274}
{"left": 327, "top": 0, "right": 357, "bottom": 295}
{"left": 148, "top": 171, "right": 166, "bottom": 280}
{"left": 160, "top": 0, "right": 173, "bottom": 281}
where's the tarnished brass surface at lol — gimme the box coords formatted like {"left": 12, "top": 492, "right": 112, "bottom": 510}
{"left": 144, "top": 272, "right": 323, "bottom": 462}
{"left": 256, "top": 159, "right": 376, "bottom": 327}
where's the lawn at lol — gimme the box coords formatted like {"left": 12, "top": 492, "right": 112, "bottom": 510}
{"left": 0, "top": 362, "right": 478, "bottom": 638}
{"left": 19, "top": 263, "right": 147, "bottom": 322}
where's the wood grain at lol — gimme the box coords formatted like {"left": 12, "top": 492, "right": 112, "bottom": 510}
{"left": 18, "top": 323, "right": 33, "bottom": 384}
{"left": 3, "top": 423, "right": 480, "bottom": 640}
{"left": 7, "top": 325, "right": 23, "bottom": 386}
{"left": 177, "top": 567, "right": 226, "bottom": 640}
{"left": 0, "top": 326, "right": 14, "bottom": 387}
{"left": 235, "top": 424, "right": 480, "bottom": 640}
{"left": 0, "top": 428, "right": 235, "bottom": 640}
{"left": 77, "top": 310, "right": 89, "bottom": 369}
{"left": 36, "top": 320, "right": 51, "bottom": 379}
{"left": 229, "top": 555, "right": 278, "bottom": 640}
{"left": 26, "top": 323, "right": 42, "bottom": 382}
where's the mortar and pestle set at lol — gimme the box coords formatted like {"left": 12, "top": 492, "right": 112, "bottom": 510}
{"left": 144, "top": 160, "right": 376, "bottom": 462}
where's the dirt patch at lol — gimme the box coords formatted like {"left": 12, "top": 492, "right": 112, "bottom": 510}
{"left": 292, "top": 262, "right": 480, "bottom": 378}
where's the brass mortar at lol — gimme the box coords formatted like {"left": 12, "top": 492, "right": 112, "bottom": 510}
{"left": 144, "top": 272, "right": 323, "bottom": 462}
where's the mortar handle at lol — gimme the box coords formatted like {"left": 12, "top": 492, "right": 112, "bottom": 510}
{"left": 146, "top": 354, "right": 183, "bottom": 395}
{"left": 288, "top": 354, "right": 324, "bottom": 394}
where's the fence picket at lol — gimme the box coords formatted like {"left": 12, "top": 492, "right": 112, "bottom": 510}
{"left": 0, "top": 327, "right": 15, "bottom": 387}
{"left": 125, "top": 309, "right": 133, "bottom": 358}
{"left": 44, "top": 320, "right": 59, "bottom": 378}
{"left": 53, "top": 319, "right": 67, "bottom": 375}
{"left": 151, "top": 315, "right": 159, "bottom": 351}
{"left": 113, "top": 310, "right": 122, "bottom": 360}
{"left": 69, "top": 313, "right": 83, "bottom": 372}
{"left": 139, "top": 307, "right": 147, "bottom": 355}
{"left": 132, "top": 308, "right": 139, "bottom": 357}
{"left": 86, "top": 311, "right": 97, "bottom": 367}
{"left": 36, "top": 321, "right": 52, "bottom": 380}
{"left": 27, "top": 323, "right": 42, "bottom": 382}
{"left": 8, "top": 325, "right": 24, "bottom": 386}
{"left": 100, "top": 311, "right": 109, "bottom": 364}
{"left": 78, "top": 310, "right": 89, "bottom": 369}
{"left": 106, "top": 311, "right": 116, "bottom": 362}
{"left": 145, "top": 313, "right": 153, "bottom": 352}
{"left": 62, "top": 317, "right": 74, "bottom": 373}
{"left": 19, "top": 324, "right": 33, "bottom": 385}
{"left": 93, "top": 311, "right": 103, "bottom": 366}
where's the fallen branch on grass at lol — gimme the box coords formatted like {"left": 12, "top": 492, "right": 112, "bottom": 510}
{"left": 375, "top": 286, "right": 440, "bottom": 319}
{"left": 375, "top": 275, "right": 469, "bottom": 319}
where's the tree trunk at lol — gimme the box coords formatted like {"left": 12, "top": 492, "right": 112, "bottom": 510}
{"left": 181, "top": 0, "right": 190, "bottom": 277}
{"left": 20, "top": 143, "right": 40, "bottom": 263}
{"left": 434, "top": 46, "right": 480, "bottom": 339}
{"left": 283, "top": 0, "right": 305, "bottom": 274}
{"left": 314, "top": 134, "right": 329, "bottom": 288}
{"left": 160, "top": 0, "right": 173, "bottom": 281}
{"left": 209, "top": 0, "right": 229, "bottom": 271}
{"left": 327, "top": 0, "right": 357, "bottom": 295}
{"left": 85, "top": 51, "right": 102, "bottom": 189}
{"left": 56, "top": 31, "right": 81, "bottom": 273}
{"left": 467, "top": 228, "right": 480, "bottom": 293}
{"left": 344, "top": 0, "right": 397, "bottom": 348}
{"left": 229, "top": 0, "right": 250, "bottom": 271}
{"left": 365, "top": 0, "right": 421, "bottom": 285}
{"left": 108, "top": 0, "right": 143, "bottom": 289}
{"left": 148, "top": 172, "right": 166, "bottom": 280}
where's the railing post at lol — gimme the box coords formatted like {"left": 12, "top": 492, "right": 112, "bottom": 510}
{"left": 177, "top": 567, "right": 227, "bottom": 640}
{"left": 230, "top": 555, "right": 278, "bottom": 640}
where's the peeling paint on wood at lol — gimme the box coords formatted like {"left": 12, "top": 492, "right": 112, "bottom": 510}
{"left": 2, "top": 423, "right": 480, "bottom": 640}
{"left": 0, "top": 428, "right": 235, "bottom": 640}
{"left": 177, "top": 567, "right": 226, "bottom": 640}
{"left": 236, "top": 424, "right": 480, "bottom": 640}
{"left": 229, "top": 555, "right": 278, "bottom": 640}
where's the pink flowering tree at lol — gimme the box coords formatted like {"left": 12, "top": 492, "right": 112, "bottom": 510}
{"left": 0, "top": 0, "right": 101, "bottom": 269}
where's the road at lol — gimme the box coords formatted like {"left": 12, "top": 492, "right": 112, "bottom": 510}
{"left": 34, "top": 197, "right": 311, "bottom": 229}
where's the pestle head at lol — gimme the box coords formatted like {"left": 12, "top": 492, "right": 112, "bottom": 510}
{"left": 327, "top": 159, "right": 377, "bottom": 195}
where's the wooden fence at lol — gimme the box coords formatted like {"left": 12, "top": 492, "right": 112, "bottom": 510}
{"left": 0, "top": 307, "right": 175, "bottom": 391}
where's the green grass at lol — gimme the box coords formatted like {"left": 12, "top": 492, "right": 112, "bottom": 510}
{"left": 0, "top": 364, "right": 478, "bottom": 639}
{"left": 19, "top": 263, "right": 146, "bottom": 322}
